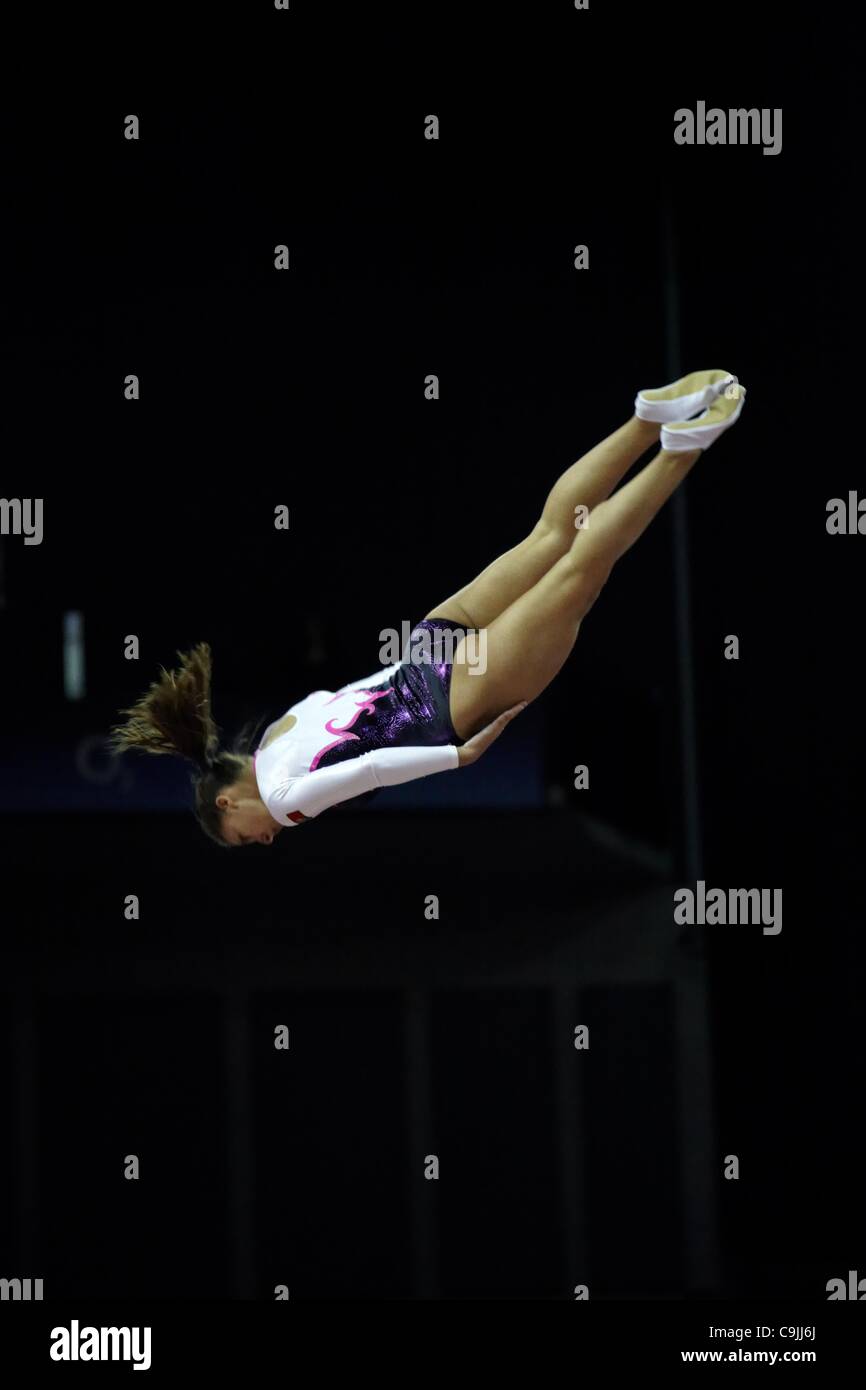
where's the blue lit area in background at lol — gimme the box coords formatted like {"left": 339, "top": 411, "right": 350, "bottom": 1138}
{"left": 0, "top": 720, "right": 544, "bottom": 813}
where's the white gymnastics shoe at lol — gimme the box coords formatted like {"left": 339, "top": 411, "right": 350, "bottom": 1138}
{"left": 635, "top": 369, "right": 736, "bottom": 423}
{"left": 660, "top": 381, "right": 747, "bottom": 451}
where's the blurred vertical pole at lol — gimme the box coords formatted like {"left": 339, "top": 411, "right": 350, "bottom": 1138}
{"left": 403, "top": 990, "right": 438, "bottom": 1298}
{"left": 62, "top": 610, "right": 86, "bottom": 701}
{"left": 661, "top": 198, "right": 704, "bottom": 885}
{"left": 224, "top": 989, "right": 256, "bottom": 1297}
{"left": 12, "top": 993, "right": 38, "bottom": 1278}
{"left": 661, "top": 197, "right": 721, "bottom": 1295}
{"left": 552, "top": 985, "right": 586, "bottom": 1291}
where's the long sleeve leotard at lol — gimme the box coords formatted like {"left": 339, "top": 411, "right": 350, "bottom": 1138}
{"left": 253, "top": 660, "right": 460, "bottom": 827}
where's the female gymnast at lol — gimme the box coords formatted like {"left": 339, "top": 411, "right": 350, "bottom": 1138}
{"left": 109, "top": 370, "right": 745, "bottom": 847}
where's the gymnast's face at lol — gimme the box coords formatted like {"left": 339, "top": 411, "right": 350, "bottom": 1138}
{"left": 215, "top": 785, "right": 284, "bottom": 847}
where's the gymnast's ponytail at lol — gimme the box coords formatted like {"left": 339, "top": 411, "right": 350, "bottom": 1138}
{"left": 108, "top": 641, "right": 263, "bottom": 847}
{"left": 109, "top": 641, "right": 220, "bottom": 769}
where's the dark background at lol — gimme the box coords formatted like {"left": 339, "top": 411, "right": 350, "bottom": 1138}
{"left": 1, "top": 8, "right": 863, "bottom": 1300}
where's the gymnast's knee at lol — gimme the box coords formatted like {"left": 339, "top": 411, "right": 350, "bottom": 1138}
{"left": 530, "top": 517, "right": 574, "bottom": 559}
{"left": 562, "top": 552, "right": 611, "bottom": 615}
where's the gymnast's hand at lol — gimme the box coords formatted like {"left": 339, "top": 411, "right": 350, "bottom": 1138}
{"left": 456, "top": 701, "right": 528, "bottom": 766}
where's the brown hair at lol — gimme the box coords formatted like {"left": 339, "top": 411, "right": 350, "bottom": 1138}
{"left": 107, "top": 642, "right": 263, "bottom": 847}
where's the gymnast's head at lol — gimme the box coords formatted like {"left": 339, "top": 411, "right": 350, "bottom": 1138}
{"left": 107, "top": 641, "right": 283, "bottom": 848}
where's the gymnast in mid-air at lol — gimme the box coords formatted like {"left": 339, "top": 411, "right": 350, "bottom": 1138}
{"left": 109, "top": 370, "right": 745, "bottom": 846}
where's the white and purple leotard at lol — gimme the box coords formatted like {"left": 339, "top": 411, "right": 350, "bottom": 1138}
{"left": 254, "top": 618, "right": 471, "bottom": 828}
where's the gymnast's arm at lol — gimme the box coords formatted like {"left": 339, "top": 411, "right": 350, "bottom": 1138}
{"left": 267, "top": 701, "right": 527, "bottom": 821}
{"left": 270, "top": 743, "right": 460, "bottom": 820}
